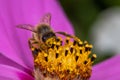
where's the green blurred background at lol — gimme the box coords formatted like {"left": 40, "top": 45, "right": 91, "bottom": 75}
{"left": 59, "top": 0, "right": 120, "bottom": 64}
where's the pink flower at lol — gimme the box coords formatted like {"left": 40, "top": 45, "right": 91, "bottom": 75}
{"left": 1, "top": 0, "right": 120, "bottom": 80}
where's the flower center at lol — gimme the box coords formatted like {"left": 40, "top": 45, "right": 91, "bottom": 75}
{"left": 31, "top": 36, "right": 96, "bottom": 80}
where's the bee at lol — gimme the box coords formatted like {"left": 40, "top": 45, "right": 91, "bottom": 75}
{"left": 17, "top": 13, "right": 79, "bottom": 54}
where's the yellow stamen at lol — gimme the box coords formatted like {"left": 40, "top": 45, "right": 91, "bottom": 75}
{"left": 32, "top": 36, "right": 96, "bottom": 80}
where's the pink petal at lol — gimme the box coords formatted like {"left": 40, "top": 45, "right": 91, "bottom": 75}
{"left": 0, "top": 27, "right": 33, "bottom": 70}
{"left": 0, "top": 64, "right": 33, "bottom": 80}
{"left": 90, "top": 55, "right": 120, "bottom": 80}
{"left": 0, "top": 0, "right": 74, "bottom": 69}
{"left": 0, "top": 53, "right": 32, "bottom": 75}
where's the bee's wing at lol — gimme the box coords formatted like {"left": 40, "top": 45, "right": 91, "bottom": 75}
{"left": 17, "top": 24, "right": 36, "bottom": 32}
{"left": 39, "top": 13, "right": 51, "bottom": 26}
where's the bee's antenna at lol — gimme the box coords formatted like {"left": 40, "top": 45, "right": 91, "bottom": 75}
{"left": 16, "top": 24, "right": 36, "bottom": 33}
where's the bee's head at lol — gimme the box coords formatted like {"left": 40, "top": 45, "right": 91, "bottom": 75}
{"left": 42, "top": 32, "right": 56, "bottom": 47}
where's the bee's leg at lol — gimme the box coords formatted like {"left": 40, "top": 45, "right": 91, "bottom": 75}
{"left": 29, "top": 38, "right": 39, "bottom": 44}
{"left": 28, "top": 38, "right": 45, "bottom": 52}
{"left": 28, "top": 38, "right": 39, "bottom": 49}
{"left": 28, "top": 38, "right": 40, "bottom": 57}
{"left": 56, "top": 32, "right": 74, "bottom": 38}
{"left": 56, "top": 32, "right": 80, "bottom": 42}
{"left": 28, "top": 38, "right": 34, "bottom": 48}
{"left": 28, "top": 38, "right": 32, "bottom": 48}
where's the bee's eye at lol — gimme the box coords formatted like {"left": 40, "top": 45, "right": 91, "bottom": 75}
{"left": 42, "top": 32, "right": 56, "bottom": 42}
{"left": 42, "top": 36, "right": 47, "bottom": 42}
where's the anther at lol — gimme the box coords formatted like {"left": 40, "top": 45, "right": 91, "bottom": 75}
{"left": 45, "top": 57, "right": 48, "bottom": 62}
{"left": 80, "top": 49, "right": 82, "bottom": 54}
{"left": 75, "top": 56, "right": 79, "bottom": 61}
{"left": 88, "top": 47, "right": 91, "bottom": 51}
{"left": 84, "top": 60, "right": 88, "bottom": 64}
{"left": 91, "top": 54, "right": 97, "bottom": 61}
{"left": 56, "top": 38, "right": 60, "bottom": 42}
{"left": 85, "top": 47, "right": 89, "bottom": 52}
{"left": 73, "top": 40, "right": 77, "bottom": 46}
{"left": 70, "top": 47, "right": 74, "bottom": 53}
{"left": 84, "top": 41, "right": 88, "bottom": 45}
{"left": 56, "top": 53, "right": 59, "bottom": 58}
{"left": 65, "top": 50, "right": 68, "bottom": 56}
{"left": 67, "top": 69, "right": 70, "bottom": 73}
{"left": 65, "top": 37, "right": 70, "bottom": 44}
{"left": 66, "top": 39, "right": 69, "bottom": 44}
{"left": 51, "top": 44, "right": 55, "bottom": 49}
{"left": 78, "top": 42, "right": 83, "bottom": 47}
{"left": 56, "top": 45, "right": 59, "bottom": 49}
{"left": 88, "top": 45, "right": 93, "bottom": 51}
